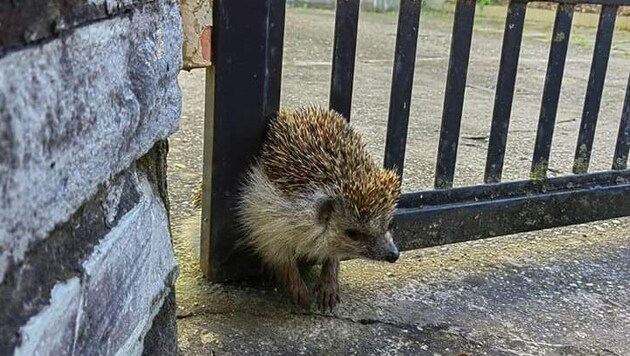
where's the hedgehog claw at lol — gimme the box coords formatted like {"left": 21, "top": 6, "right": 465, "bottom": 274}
{"left": 315, "top": 281, "right": 338, "bottom": 312}
{"left": 291, "top": 282, "right": 310, "bottom": 310}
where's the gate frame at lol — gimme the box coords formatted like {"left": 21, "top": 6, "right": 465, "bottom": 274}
{"left": 200, "top": 0, "right": 287, "bottom": 280}
{"left": 201, "top": 0, "right": 630, "bottom": 281}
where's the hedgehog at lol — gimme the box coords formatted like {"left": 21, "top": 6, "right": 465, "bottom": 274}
{"left": 192, "top": 106, "right": 402, "bottom": 310}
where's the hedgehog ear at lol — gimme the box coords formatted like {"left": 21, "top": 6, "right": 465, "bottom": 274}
{"left": 317, "top": 196, "right": 342, "bottom": 225}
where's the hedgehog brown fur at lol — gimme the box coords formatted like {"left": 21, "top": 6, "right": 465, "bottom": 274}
{"left": 260, "top": 106, "right": 401, "bottom": 218}
{"left": 192, "top": 106, "right": 402, "bottom": 311}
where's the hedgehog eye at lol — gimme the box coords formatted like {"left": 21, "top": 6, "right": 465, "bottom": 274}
{"left": 388, "top": 220, "right": 396, "bottom": 230}
{"left": 344, "top": 229, "right": 363, "bottom": 241}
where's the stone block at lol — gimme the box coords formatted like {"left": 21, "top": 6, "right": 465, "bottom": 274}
{"left": 2, "top": 165, "right": 177, "bottom": 355}
{"left": 0, "top": 0, "right": 153, "bottom": 57}
{"left": 142, "top": 289, "right": 178, "bottom": 356}
{"left": 0, "top": 0, "right": 183, "bottom": 284}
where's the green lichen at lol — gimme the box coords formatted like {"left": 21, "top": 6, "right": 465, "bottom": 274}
{"left": 530, "top": 162, "right": 548, "bottom": 180}
{"left": 613, "top": 157, "right": 627, "bottom": 170}
{"left": 554, "top": 31, "right": 566, "bottom": 43}
{"left": 573, "top": 144, "right": 589, "bottom": 173}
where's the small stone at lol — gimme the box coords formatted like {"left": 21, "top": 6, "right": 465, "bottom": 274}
{"left": 386, "top": 272, "right": 395, "bottom": 277}
{"left": 421, "top": 345, "right": 429, "bottom": 350}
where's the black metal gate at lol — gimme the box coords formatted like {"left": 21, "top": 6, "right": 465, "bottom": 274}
{"left": 200, "top": 0, "right": 630, "bottom": 281}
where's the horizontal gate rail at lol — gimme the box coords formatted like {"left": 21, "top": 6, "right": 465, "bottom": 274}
{"left": 395, "top": 170, "right": 630, "bottom": 250}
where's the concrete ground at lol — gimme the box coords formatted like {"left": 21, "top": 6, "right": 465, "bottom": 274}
{"left": 169, "top": 6, "right": 630, "bottom": 355}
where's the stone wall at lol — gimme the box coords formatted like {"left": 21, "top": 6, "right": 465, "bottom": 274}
{"left": 0, "top": 0, "right": 183, "bottom": 354}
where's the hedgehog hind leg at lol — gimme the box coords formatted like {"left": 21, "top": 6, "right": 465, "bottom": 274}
{"left": 315, "top": 257, "right": 340, "bottom": 312}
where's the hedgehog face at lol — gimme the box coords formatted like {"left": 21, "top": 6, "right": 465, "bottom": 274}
{"left": 317, "top": 196, "right": 400, "bottom": 263}
{"left": 341, "top": 216, "right": 399, "bottom": 263}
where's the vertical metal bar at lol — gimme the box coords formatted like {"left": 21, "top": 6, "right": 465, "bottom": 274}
{"left": 530, "top": 4, "right": 574, "bottom": 179}
{"left": 263, "top": 0, "right": 287, "bottom": 119}
{"left": 613, "top": 74, "right": 630, "bottom": 170}
{"left": 434, "top": 0, "right": 476, "bottom": 189}
{"left": 202, "top": 0, "right": 286, "bottom": 281}
{"left": 383, "top": 0, "right": 422, "bottom": 176}
{"left": 573, "top": 5, "right": 618, "bottom": 174}
{"left": 483, "top": 0, "right": 527, "bottom": 183}
{"left": 329, "top": 0, "right": 360, "bottom": 121}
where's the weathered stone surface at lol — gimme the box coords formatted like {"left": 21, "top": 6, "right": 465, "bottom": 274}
{"left": 12, "top": 278, "right": 82, "bottom": 356}
{"left": 0, "top": 167, "right": 140, "bottom": 353}
{"left": 0, "top": 0, "right": 153, "bottom": 57}
{"left": 0, "top": 0, "right": 183, "bottom": 284}
{"left": 142, "top": 289, "right": 179, "bottom": 356}
{"left": 5, "top": 167, "right": 177, "bottom": 355}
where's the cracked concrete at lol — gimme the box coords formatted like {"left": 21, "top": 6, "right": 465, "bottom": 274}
{"left": 174, "top": 210, "right": 630, "bottom": 355}
{"left": 170, "top": 6, "right": 630, "bottom": 355}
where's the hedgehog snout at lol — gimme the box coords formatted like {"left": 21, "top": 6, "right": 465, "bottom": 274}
{"left": 363, "top": 231, "right": 400, "bottom": 263}
{"left": 384, "top": 245, "right": 400, "bottom": 263}
{"left": 382, "top": 236, "right": 399, "bottom": 263}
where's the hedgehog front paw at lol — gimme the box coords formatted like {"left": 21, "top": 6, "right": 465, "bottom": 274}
{"left": 315, "top": 278, "right": 340, "bottom": 312}
{"left": 277, "top": 264, "right": 311, "bottom": 310}
{"left": 290, "top": 281, "right": 311, "bottom": 310}
{"left": 316, "top": 258, "right": 340, "bottom": 312}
